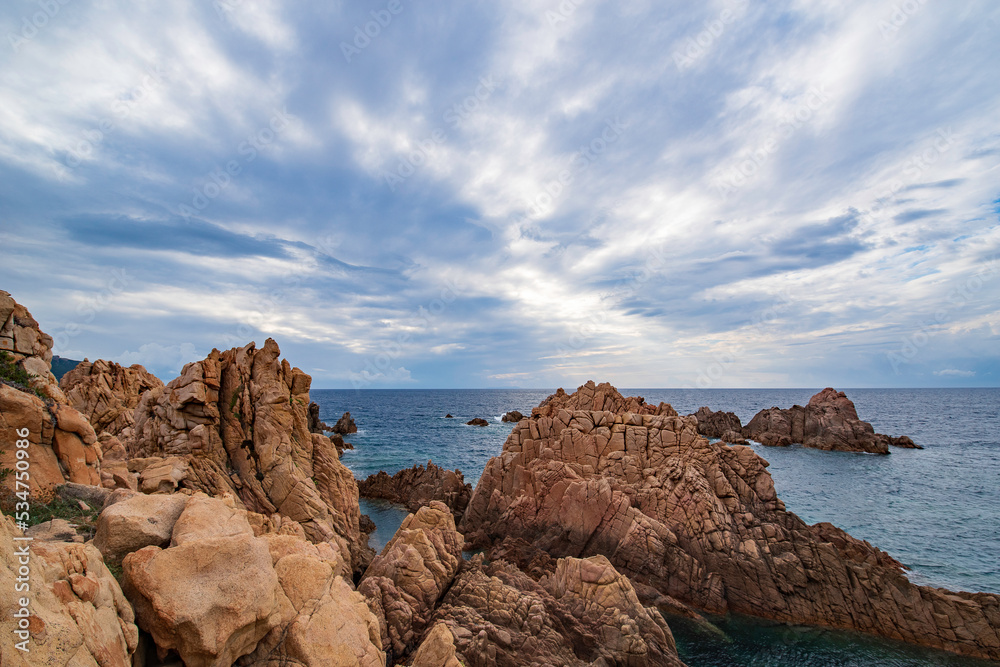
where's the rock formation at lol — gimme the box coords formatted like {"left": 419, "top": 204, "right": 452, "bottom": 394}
{"left": 122, "top": 493, "right": 383, "bottom": 667}
{"left": 689, "top": 406, "right": 746, "bottom": 443}
{"left": 0, "top": 290, "right": 65, "bottom": 402}
{"left": 307, "top": 401, "right": 331, "bottom": 433}
{"left": 462, "top": 381, "right": 1000, "bottom": 661}
{"left": 429, "top": 553, "right": 686, "bottom": 667}
{"left": 0, "top": 292, "right": 105, "bottom": 493}
{"left": 502, "top": 410, "right": 525, "bottom": 423}
{"left": 466, "top": 418, "right": 489, "bottom": 427}
{"left": 60, "top": 359, "right": 163, "bottom": 439}
{"left": 743, "top": 387, "right": 919, "bottom": 453}
{"left": 444, "top": 413, "right": 454, "bottom": 418}
{"left": 359, "top": 502, "right": 464, "bottom": 661}
{"left": 127, "top": 338, "right": 372, "bottom": 573}
{"left": 358, "top": 461, "right": 472, "bottom": 521}
{"left": 0, "top": 514, "right": 138, "bottom": 666}
{"left": 0, "top": 383, "right": 103, "bottom": 493}
{"left": 333, "top": 411, "right": 358, "bottom": 434}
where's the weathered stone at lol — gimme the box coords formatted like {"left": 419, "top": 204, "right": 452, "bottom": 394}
{"left": 61, "top": 359, "right": 163, "bottom": 439}
{"left": 0, "top": 514, "right": 137, "bottom": 666}
{"left": 742, "top": 388, "right": 919, "bottom": 453}
{"left": 359, "top": 502, "right": 464, "bottom": 661}
{"left": 128, "top": 339, "right": 371, "bottom": 574}
{"left": 93, "top": 492, "right": 189, "bottom": 564}
{"left": 462, "top": 380, "right": 1000, "bottom": 661}
{"left": 358, "top": 461, "right": 472, "bottom": 521}
{"left": 429, "top": 553, "right": 686, "bottom": 667}
{"left": 332, "top": 411, "right": 358, "bottom": 435}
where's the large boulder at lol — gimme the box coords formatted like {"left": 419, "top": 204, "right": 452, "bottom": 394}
{"left": 60, "top": 358, "right": 163, "bottom": 439}
{"left": 121, "top": 494, "right": 383, "bottom": 667}
{"left": 358, "top": 461, "right": 472, "bottom": 521}
{"left": 462, "top": 380, "right": 1000, "bottom": 661}
{"left": 0, "top": 514, "right": 138, "bottom": 666}
{"left": 128, "top": 338, "right": 371, "bottom": 573}
{"left": 742, "top": 387, "right": 918, "bottom": 453}
{"left": 358, "top": 502, "right": 464, "bottom": 661}
{"left": 93, "top": 492, "right": 189, "bottom": 564}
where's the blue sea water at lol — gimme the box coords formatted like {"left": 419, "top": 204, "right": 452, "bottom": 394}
{"left": 315, "top": 387, "right": 1000, "bottom": 667}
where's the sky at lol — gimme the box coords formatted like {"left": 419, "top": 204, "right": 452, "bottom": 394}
{"left": 0, "top": 0, "right": 998, "bottom": 389}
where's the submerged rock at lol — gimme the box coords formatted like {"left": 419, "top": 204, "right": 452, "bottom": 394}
{"left": 357, "top": 461, "right": 472, "bottom": 521}
{"left": 462, "top": 380, "right": 1000, "bottom": 661}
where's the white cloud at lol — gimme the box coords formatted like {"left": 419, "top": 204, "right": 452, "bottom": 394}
{"left": 933, "top": 369, "right": 976, "bottom": 378}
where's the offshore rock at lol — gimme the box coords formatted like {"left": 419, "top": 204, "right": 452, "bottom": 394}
{"left": 60, "top": 359, "right": 163, "bottom": 438}
{"left": 333, "top": 411, "right": 358, "bottom": 434}
{"left": 502, "top": 410, "right": 525, "bottom": 423}
{"left": 743, "top": 388, "right": 915, "bottom": 453}
{"left": 462, "top": 380, "right": 1000, "bottom": 661}
{"left": 466, "top": 418, "right": 489, "bottom": 427}
{"left": 689, "top": 407, "right": 743, "bottom": 441}
{"left": 128, "top": 339, "right": 372, "bottom": 573}
{"left": 358, "top": 461, "right": 472, "bottom": 521}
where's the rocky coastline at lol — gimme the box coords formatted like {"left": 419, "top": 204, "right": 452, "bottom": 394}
{"left": 1, "top": 290, "right": 996, "bottom": 665}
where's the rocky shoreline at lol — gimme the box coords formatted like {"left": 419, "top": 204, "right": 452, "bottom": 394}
{"left": 1, "top": 289, "right": 997, "bottom": 666}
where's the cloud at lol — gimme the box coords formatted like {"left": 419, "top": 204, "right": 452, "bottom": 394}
{"left": 117, "top": 342, "right": 201, "bottom": 380}
{"left": 1, "top": 0, "right": 999, "bottom": 388}
{"left": 933, "top": 369, "right": 976, "bottom": 378}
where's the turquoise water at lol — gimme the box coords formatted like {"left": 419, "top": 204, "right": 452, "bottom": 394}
{"left": 316, "top": 388, "right": 1000, "bottom": 666}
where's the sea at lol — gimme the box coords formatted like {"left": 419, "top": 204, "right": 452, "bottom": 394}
{"left": 312, "top": 387, "right": 1000, "bottom": 667}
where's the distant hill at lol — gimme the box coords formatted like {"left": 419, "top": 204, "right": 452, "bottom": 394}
{"left": 51, "top": 355, "right": 82, "bottom": 381}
